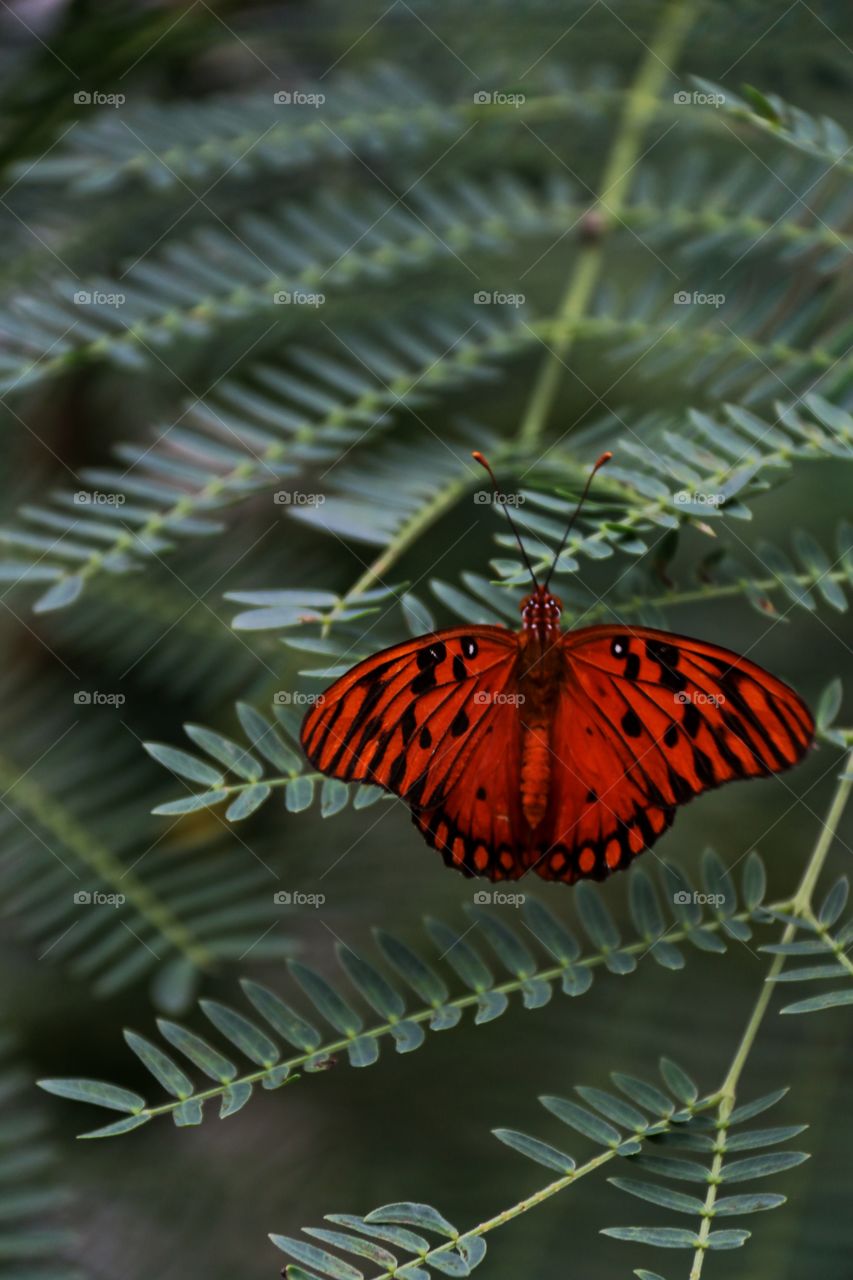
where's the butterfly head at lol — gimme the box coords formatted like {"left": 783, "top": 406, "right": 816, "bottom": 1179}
{"left": 520, "top": 585, "right": 563, "bottom": 636}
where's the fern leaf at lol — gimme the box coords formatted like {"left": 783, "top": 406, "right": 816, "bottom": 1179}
{"left": 37, "top": 861, "right": 770, "bottom": 1136}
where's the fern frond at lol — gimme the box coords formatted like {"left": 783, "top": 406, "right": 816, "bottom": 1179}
{"left": 0, "top": 174, "right": 579, "bottom": 392}
{"left": 8, "top": 64, "right": 628, "bottom": 196}
{"left": 428, "top": 521, "right": 853, "bottom": 632}
{"left": 694, "top": 77, "right": 853, "bottom": 175}
{"left": 603, "top": 1081, "right": 807, "bottom": 1258}
{"left": 144, "top": 699, "right": 389, "bottom": 821}
{"left": 272, "top": 1200, "right": 488, "bottom": 1280}
{"left": 588, "top": 275, "right": 852, "bottom": 408}
{"left": 268, "top": 1059, "right": 790, "bottom": 1280}
{"left": 490, "top": 395, "right": 853, "bottom": 584}
{"left": 0, "top": 675, "right": 292, "bottom": 1002}
{"left": 763, "top": 869, "right": 853, "bottom": 1015}
{"left": 35, "top": 560, "right": 272, "bottom": 704}
{"left": 2, "top": 153, "right": 849, "bottom": 397}
{"left": 0, "top": 1032, "right": 83, "bottom": 1279}
{"left": 37, "top": 854, "right": 770, "bottom": 1136}
{"left": 0, "top": 308, "right": 524, "bottom": 613}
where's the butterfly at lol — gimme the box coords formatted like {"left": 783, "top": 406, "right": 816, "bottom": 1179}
{"left": 301, "top": 452, "right": 814, "bottom": 884}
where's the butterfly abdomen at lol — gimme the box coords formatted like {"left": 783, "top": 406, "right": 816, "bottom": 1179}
{"left": 520, "top": 721, "right": 550, "bottom": 829}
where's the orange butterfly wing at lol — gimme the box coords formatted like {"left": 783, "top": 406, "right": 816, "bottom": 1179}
{"left": 301, "top": 626, "right": 530, "bottom": 876}
{"left": 533, "top": 625, "right": 815, "bottom": 884}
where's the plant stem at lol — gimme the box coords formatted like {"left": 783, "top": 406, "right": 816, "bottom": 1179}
{"left": 516, "top": 0, "right": 698, "bottom": 449}
{"left": 132, "top": 900, "right": 762, "bottom": 1128}
{"left": 689, "top": 747, "right": 853, "bottom": 1279}
{"left": 0, "top": 757, "right": 213, "bottom": 969}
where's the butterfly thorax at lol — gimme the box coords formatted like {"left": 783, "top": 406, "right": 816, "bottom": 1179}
{"left": 520, "top": 587, "right": 563, "bottom": 641}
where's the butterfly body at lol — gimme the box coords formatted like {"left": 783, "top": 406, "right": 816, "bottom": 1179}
{"left": 515, "top": 589, "right": 566, "bottom": 830}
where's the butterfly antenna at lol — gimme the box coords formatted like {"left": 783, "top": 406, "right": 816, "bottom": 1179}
{"left": 543, "top": 451, "right": 613, "bottom": 590}
{"left": 472, "top": 451, "right": 539, "bottom": 589}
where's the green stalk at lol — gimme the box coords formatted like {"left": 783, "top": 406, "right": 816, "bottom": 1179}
{"left": 517, "top": 0, "right": 698, "bottom": 449}
{"left": 688, "top": 747, "right": 853, "bottom": 1279}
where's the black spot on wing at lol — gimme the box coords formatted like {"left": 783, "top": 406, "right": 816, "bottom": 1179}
{"left": 663, "top": 723, "right": 678, "bottom": 749}
{"left": 419, "top": 725, "right": 432, "bottom": 749}
{"left": 411, "top": 668, "right": 437, "bottom": 695}
{"left": 450, "top": 708, "right": 470, "bottom": 737}
{"left": 621, "top": 709, "right": 642, "bottom": 738}
{"left": 692, "top": 746, "right": 716, "bottom": 786}
{"left": 624, "top": 652, "right": 640, "bottom": 680}
{"left": 400, "top": 705, "right": 417, "bottom": 743}
{"left": 682, "top": 701, "right": 701, "bottom": 738}
{"left": 645, "top": 639, "right": 679, "bottom": 667}
{"left": 388, "top": 752, "right": 408, "bottom": 790}
{"left": 452, "top": 655, "right": 467, "bottom": 681}
{"left": 460, "top": 636, "right": 478, "bottom": 659}
{"left": 417, "top": 641, "right": 446, "bottom": 669}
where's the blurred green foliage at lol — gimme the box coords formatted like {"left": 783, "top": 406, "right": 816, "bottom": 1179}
{"left": 0, "top": 1, "right": 852, "bottom": 1278}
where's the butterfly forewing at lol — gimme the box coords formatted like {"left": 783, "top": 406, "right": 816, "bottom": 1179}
{"left": 300, "top": 626, "right": 519, "bottom": 811}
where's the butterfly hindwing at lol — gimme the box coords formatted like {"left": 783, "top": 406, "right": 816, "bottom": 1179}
{"left": 300, "top": 625, "right": 519, "bottom": 810}
{"left": 534, "top": 624, "right": 814, "bottom": 883}
{"left": 412, "top": 696, "right": 528, "bottom": 880}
